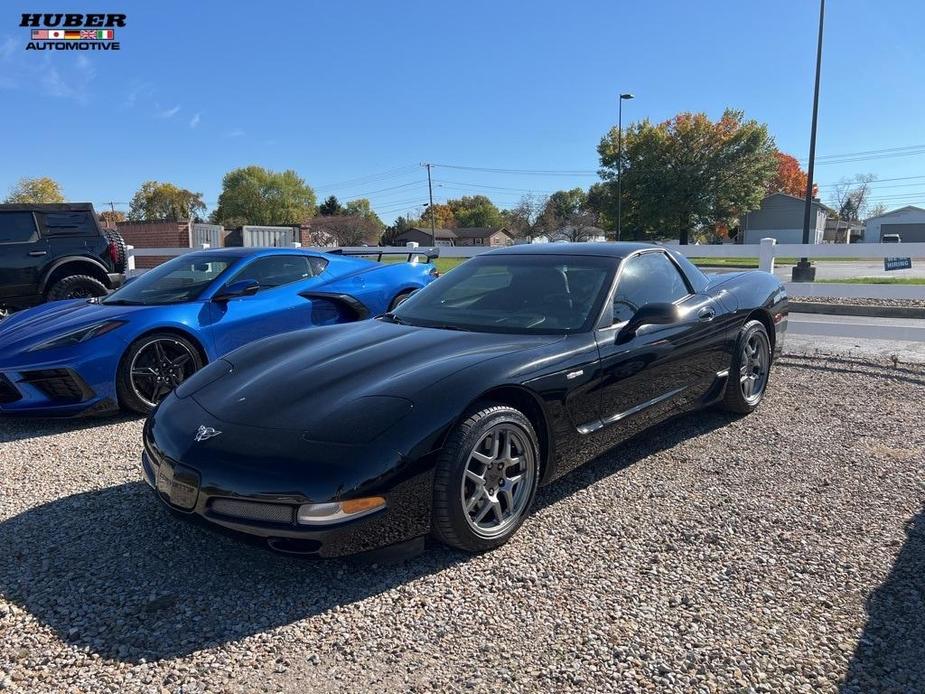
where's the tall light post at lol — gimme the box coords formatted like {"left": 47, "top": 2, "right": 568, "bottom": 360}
{"left": 616, "top": 93, "right": 634, "bottom": 242}
{"left": 793, "top": 0, "right": 825, "bottom": 282}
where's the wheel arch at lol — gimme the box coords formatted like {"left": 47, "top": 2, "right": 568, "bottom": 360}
{"left": 449, "top": 384, "right": 553, "bottom": 483}
{"left": 40, "top": 257, "right": 112, "bottom": 295}
{"left": 744, "top": 308, "right": 775, "bottom": 356}
{"left": 121, "top": 325, "right": 210, "bottom": 369}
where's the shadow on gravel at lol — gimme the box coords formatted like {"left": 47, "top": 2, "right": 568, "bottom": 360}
{"left": 0, "top": 413, "right": 142, "bottom": 444}
{"left": 842, "top": 508, "right": 925, "bottom": 693}
{"left": 0, "top": 407, "right": 733, "bottom": 664}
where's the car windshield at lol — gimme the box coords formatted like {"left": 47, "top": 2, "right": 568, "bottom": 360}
{"left": 391, "top": 254, "right": 615, "bottom": 334}
{"left": 103, "top": 254, "right": 237, "bottom": 306}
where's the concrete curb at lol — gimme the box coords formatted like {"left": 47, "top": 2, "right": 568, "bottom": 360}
{"left": 789, "top": 301, "right": 925, "bottom": 319}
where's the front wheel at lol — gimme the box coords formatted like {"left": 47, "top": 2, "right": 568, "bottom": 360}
{"left": 720, "top": 320, "right": 772, "bottom": 414}
{"left": 389, "top": 290, "right": 414, "bottom": 311}
{"left": 432, "top": 404, "right": 540, "bottom": 552}
{"left": 116, "top": 333, "right": 204, "bottom": 414}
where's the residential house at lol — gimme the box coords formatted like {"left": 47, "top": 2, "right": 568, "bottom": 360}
{"left": 738, "top": 192, "right": 832, "bottom": 245}
{"left": 392, "top": 227, "right": 514, "bottom": 247}
{"left": 823, "top": 218, "right": 864, "bottom": 244}
{"left": 861, "top": 205, "right": 925, "bottom": 243}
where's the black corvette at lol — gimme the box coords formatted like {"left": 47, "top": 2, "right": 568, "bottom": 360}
{"left": 143, "top": 243, "right": 788, "bottom": 556}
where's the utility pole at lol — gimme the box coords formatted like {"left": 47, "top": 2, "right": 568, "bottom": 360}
{"left": 793, "top": 0, "right": 825, "bottom": 282}
{"left": 616, "top": 93, "right": 634, "bottom": 242}
{"left": 424, "top": 163, "right": 436, "bottom": 245}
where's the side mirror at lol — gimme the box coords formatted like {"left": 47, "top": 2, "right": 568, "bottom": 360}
{"left": 617, "top": 302, "right": 678, "bottom": 343}
{"left": 213, "top": 278, "right": 259, "bottom": 302}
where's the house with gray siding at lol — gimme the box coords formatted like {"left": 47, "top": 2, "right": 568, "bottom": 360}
{"left": 861, "top": 206, "right": 925, "bottom": 243}
{"left": 738, "top": 192, "right": 831, "bottom": 245}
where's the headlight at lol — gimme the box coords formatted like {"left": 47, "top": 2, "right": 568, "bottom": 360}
{"left": 297, "top": 497, "right": 386, "bottom": 525}
{"left": 29, "top": 320, "right": 126, "bottom": 351}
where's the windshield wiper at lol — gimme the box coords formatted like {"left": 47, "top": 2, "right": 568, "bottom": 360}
{"left": 425, "top": 323, "right": 472, "bottom": 332}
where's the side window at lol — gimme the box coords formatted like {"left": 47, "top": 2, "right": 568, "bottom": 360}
{"left": 227, "top": 255, "right": 314, "bottom": 291}
{"left": 612, "top": 252, "right": 690, "bottom": 323}
{"left": 40, "top": 212, "right": 97, "bottom": 236}
{"left": 0, "top": 212, "right": 38, "bottom": 244}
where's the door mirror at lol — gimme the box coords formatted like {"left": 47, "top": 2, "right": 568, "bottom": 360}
{"left": 617, "top": 302, "right": 678, "bottom": 343}
{"left": 213, "top": 278, "right": 260, "bottom": 302}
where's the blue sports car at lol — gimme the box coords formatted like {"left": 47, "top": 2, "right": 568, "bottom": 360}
{"left": 0, "top": 246, "right": 438, "bottom": 416}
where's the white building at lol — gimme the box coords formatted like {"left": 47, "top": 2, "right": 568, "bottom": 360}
{"left": 862, "top": 205, "right": 925, "bottom": 243}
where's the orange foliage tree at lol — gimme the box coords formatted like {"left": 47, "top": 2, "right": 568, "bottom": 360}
{"left": 768, "top": 152, "right": 817, "bottom": 197}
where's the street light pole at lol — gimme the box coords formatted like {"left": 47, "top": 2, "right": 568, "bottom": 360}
{"left": 424, "top": 162, "right": 436, "bottom": 246}
{"left": 793, "top": 0, "right": 825, "bottom": 282}
{"left": 616, "top": 93, "right": 634, "bottom": 242}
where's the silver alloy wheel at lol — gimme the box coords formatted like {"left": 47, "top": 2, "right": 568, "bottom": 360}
{"left": 739, "top": 332, "right": 769, "bottom": 404}
{"left": 460, "top": 423, "right": 536, "bottom": 539}
{"left": 129, "top": 338, "right": 197, "bottom": 409}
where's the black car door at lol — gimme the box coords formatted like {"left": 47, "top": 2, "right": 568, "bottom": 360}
{"left": 592, "top": 250, "right": 719, "bottom": 442}
{"left": 0, "top": 211, "right": 46, "bottom": 302}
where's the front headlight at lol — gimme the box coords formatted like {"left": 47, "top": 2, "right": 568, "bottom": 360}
{"left": 297, "top": 497, "right": 386, "bottom": 525}
{"left": 28, "top": 320, "right": 126, "bottom": 351}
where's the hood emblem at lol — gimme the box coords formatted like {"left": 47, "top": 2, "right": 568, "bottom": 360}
{"left": 194, "top": 425, "right": 222, "bottom": 442}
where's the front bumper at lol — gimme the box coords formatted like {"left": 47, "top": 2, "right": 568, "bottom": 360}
{"left": 141, "top": 413, "right": 434, "bottom": 557}
{"left": 0, "top": 363, "right": 118, "bottom": 416}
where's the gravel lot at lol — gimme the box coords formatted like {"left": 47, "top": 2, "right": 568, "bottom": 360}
{"left": 790, "top": 296, "right": 925, "bottom": 309}
{"left": 1, "top": 355, "right": 923, "bottom": 693}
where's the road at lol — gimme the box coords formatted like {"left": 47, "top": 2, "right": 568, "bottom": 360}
{"left": 773, "top": 259, "right": 924, "bottom": 281}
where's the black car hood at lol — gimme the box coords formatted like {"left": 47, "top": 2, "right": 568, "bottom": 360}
{"left": 192, "top": 319, "right": 559, "bottom": 430}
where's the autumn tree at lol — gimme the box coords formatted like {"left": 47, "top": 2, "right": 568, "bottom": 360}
{"left": 599, "top": 109, "right": 778, "bottom": 244}
{"left": 447, "top": 195, "right": 503, "bottom": 229}
{"left": 98, "top": 209, "right": 125, "bottom": 227}
{"left": 420, "top": 203, "right": 457, "bottom": 229}
{"left": 4, "top": 177, "right": 65, "bottom": 204}
{"left": 128, "top": 181, "right": 206, "bottom": 222}
{"left": 211, "top": 166, "right": 316, "bottom": 226}
{"left": 319, "top": 195, "right": 343, "bottom": 216}
{"left": 767, "top": 152, "right": 817, "bottom": 197}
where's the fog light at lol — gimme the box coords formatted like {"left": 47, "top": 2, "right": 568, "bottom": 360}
{"left": 296, "top": 497, "right": 385, "bottom": 525}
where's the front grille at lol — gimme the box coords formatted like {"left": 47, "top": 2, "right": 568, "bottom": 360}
{"left": 0, "top": 374, "right": 22, "bottom": 404}
{"left": 20, "top": 369, "right": 92, "bottom": 403}
{"left": 211, "top": 498, "right": 295, "bottom": 525}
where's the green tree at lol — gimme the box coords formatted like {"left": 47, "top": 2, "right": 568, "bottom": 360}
{"left": 447, "top": 195, "right": 503, "bottom": 228}
{"left": 598, "top": 109, "right": 777, "bottom": 244}
{"left": 128, "top": 181, "right": 206, "bottom": 222}
{"left": 586, "top": 182, "right": 617, "bottom": 231}
{"left": 319, "top": 195, "right": 343, "bottom": 216}
{"left": 537, "top": 188, "right": 588, "bottom": 233}
{"left": 343, "top": 198, "right": 385, "bottom": 229}
{"left": 211, "top": 166, "right": 317, "bottom": 226}
{"left": 4, "top": 176, "right": 65, "bottom": 204}
{"left": 501, "top": 194, "right": 542, "bottom": 237}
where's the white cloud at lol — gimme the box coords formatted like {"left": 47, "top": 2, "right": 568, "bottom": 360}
{"left": 124, "top": 81, "right": 154, "bottom": 108}
{"left": 224, "top": 128, "right": 245, "bottom": 138}
{"left": 189, "top": 112, "right": 200, "bottom": 128}
{"left": 156, "top": 104, "right": 181, "bottom": 119}
{"left": 40, "top": 54, "right": 95, "bottom": 104}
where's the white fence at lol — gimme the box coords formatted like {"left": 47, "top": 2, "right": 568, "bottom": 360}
{"left": 126, "top": 238, "right": 925, "bottom": 301}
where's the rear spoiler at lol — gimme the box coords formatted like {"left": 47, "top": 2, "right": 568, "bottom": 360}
{"left": 327, "top": 246, "right": 440, "bottom": 263}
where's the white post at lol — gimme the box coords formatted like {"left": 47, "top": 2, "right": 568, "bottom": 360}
{"left": 200, "top": 243, "right": 210, "bottom": 250}
{"left": 759, "top": 237, "right": 777, "bottom": 273}
{"left": 291, "top": 241, "right": 302, "bottom": 248}
{"left": 406, "top": 241, "right": 419, "bottom": 248}
{"left": 126, "top": 245, "right": 135, "bottom": 275}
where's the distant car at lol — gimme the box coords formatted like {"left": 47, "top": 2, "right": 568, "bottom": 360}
{"left": 144, "top": 243, "right": 788, "bottom": 557}
{"left": 882, "top": 233, "right": 902, "bottom": 243}
{"left": 0, "top": 203, "right": 127, "bottom": 313}
{"left": 0, "top": 247, "right": 438, "bottom": 416}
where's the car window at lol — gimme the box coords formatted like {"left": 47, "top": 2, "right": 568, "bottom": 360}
{"left": 0, "top": 211, "right": 38, "bottom": 244}
{"left": 227, "top": 255, "right": 315, "bottom": 290}
{"left": 103, "top": 254, "right": 236, "bottom": 305}
{"left": 612, "top": 252, "right": 691, "bottom": 323}
{"left": 39, "top": 211, "right": 97, "bottom": 236}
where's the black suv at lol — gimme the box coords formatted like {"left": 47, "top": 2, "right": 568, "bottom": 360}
{"left": 0, "top": 203, "right": 127, "bottom": 312}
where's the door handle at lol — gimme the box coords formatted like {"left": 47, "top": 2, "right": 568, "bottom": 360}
{"left": 698, "top": 307, "right": 715, "bottom": 321}
{"left": 28, "top": 250, "right": 47, "bottom": 256}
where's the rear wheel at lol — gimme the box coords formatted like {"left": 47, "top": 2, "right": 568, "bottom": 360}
{"left": 389, "top": 290, "right": 414, "bottom": 311}
{"left": 46, "top": 274, "right": 108, "bottom": 302}
{"left": 432, "top": 404, "right": 540, "bottom": 552}
{"left": 720, "top": 320, "right": 771, "bottom": 414}
{"left": 117, "top": 333, "right": 204, "bottom": 414}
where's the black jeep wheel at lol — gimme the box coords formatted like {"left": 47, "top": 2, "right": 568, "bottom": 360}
{"left": 46, "top": 275, "right": 109, "bottom": 302}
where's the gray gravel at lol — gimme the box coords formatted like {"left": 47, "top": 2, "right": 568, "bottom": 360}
{"left": 1, "top": 356, "right": 924, "bottom": 693}
{"left": 790, "top": 295, "right": 925, "bottom": 309}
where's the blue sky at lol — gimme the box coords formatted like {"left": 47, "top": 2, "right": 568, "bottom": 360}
{"left": 1, "top": 0, "right": 924, "bottom": 223}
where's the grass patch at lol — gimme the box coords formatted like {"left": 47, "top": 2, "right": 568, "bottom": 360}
{"left": 816, "top": 276, "right": 925, "bottom": 285}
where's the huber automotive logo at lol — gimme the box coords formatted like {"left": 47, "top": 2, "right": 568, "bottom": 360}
{"left": 20, "top": 13, "right": 125, "bottom": 51}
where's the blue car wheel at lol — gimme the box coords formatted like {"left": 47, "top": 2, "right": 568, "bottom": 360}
{"left": 116, "top": 332, "right": 204, "bottom": 414}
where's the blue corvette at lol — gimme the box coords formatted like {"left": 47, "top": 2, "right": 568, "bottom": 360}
{"left": 0, "top": 247, "right": 438, "bottom": 416}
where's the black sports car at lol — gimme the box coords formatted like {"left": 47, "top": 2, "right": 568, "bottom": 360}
{"left": 143, "top": 243, "right": 788, "bottom": 557}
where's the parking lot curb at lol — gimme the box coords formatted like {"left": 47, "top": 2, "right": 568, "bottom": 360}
{"left": 789, "top": 301, "right": 925, "bottom": 319}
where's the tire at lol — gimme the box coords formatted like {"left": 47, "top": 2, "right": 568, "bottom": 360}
{"left": 720, "top": 319, "right": 772, "bottom": 414}
{"left": 389, "top": 290, "right": 414, "bottom": 311}
{"left": 46, "top": 274, "right": 108, "bottom": 302}
{"left": 432, "top": 404, "right": 540, "bottom": 553}
{"left": 104, "top": 230, "right": 128, "bottom": 273}
{"left": 116, "top": 333, "right": 204, "bottom": 414}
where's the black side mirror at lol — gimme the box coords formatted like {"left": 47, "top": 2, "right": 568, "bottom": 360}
{"left": 213, "top": 278, "right": 260, "bottom": 302}
{"left": 617, "top": 302, "right": 678, "bottom": 343}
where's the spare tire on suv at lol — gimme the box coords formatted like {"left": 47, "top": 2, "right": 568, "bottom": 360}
{"left": 104, "top": 230, "right": 128, "bottom": 273}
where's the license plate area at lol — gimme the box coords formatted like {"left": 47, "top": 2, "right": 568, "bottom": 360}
{"left": 156, "top": 460, "right": 201, "bottom": 510}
